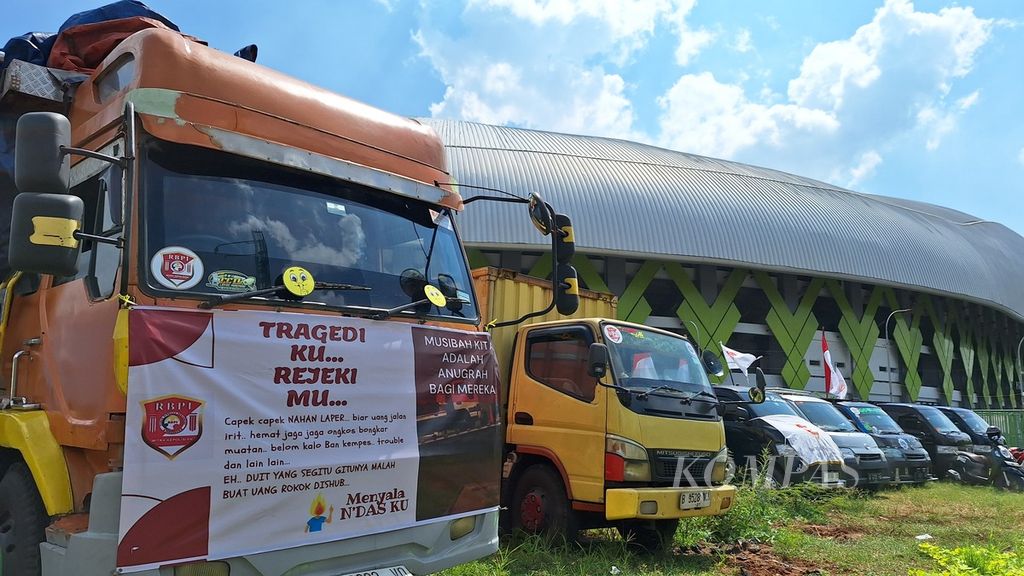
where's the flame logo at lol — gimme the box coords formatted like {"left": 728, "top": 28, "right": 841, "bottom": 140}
{"left": 310, "top": 493, "right": 328, "bottom": 517}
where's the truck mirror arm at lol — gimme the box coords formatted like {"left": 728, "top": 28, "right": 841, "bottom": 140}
{"left": 59, "top": 145, "right": 130, "bottom": 168}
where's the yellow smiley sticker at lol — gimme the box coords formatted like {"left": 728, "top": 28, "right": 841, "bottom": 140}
{"left": 424, "top": 284, "right": 447, "bottom": 307}
{"left": 282, "top": 266, "right": 315, "bottom": 297}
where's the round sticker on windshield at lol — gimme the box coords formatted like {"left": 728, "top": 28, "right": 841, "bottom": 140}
{"left": 604, "top": 325, "right": 623, "bottom": 344}
{"left": 424, "top": 284, "right": 447, "bottom": 307}
{"left": 282, "top": 266, "right": 315, "bottom": 297}
{"left": 151, "top": 246, "right": 203, "bottom": 290}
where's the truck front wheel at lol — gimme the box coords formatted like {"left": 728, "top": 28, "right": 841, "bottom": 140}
{"left": 616, "top": 519, "right": 679, "bottom": 551}
{"left": 0, "top": 462, "right": 48, "bottom": 575}
{"left": 509, "top": 464, "right": 578, "bottom": 542}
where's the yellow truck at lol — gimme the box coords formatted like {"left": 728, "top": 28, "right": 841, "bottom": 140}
{"left": 474, "top": 268, "right": 761, "bottom": 550}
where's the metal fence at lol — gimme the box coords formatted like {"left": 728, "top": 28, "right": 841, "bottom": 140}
{"left": 976, "top": 410, "right": 1024, "bottom": 447}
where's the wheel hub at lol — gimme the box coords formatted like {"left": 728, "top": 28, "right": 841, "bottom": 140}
{"left": 520, "top": 489, "right": 546, "bottom": 531}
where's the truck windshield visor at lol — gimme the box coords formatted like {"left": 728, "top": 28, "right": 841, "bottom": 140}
{"left": 603, "top": 324, "right": 712, "bottom": 395}
{"left": 141, "top": 141, "right": 477, "bottom": 320}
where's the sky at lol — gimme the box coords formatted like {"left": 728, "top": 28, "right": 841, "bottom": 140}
{"left": 6, "top": 0, "right": 1024, "bottom": 235}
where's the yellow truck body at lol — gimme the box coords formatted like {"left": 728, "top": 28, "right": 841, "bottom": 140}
{"left": 472, "top": 268, "right": 735, "bottom": 547}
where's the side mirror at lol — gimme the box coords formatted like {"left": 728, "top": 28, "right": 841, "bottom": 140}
{"left": 720, "top": 403, "right": 748, "bottom": 421}
{"left": 702, "top": 349, "right": 724, "bottom": 377}
{"left": 528, "top": 192, "right": 553, "bottom": 235}
{"left": 749, "top": 368, "right": 767, "bottom": 404}
{"left": 553, "top": 213, "right": 575, "bottom": 265}
{"left": 436, "top": 273, "right": 463, "bottom": 313}
{"left": 587, "top": 343, "right": 609, "bottom": 378}
{"left": 555, "top": 264, "right": 579, "bottom": 315}
{"left": 9, "top": 193, "right": 84, "bottom": 277}
{"left": 16, "top": 112, "right": 71, "bottom": 194}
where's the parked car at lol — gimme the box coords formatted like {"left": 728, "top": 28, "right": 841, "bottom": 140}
{"left": 780, "top": 393, "right": 890, "bottom": 489}
{"left": 835, "top": 401, "right": 933, "bottom": 484}
{"left": 938, "top": 407, "right": 1005, "bottom": 456}
{"left": 877, "top": 403, "right": 971, "bottom": 478}
{"left": 713, "top": 386, "right": 844, "bottom": 488}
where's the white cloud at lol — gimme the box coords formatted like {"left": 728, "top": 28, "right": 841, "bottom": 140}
{"left": 657, "top": 72, "right": 838, "bottom": 158}
{"left": 733, "top": 28, "right": 753, "bottom": 53}
{"left": 665, "top": 0, "right": 716, "bottom": 65}
{"left": 656, "top": 0, "right": 996, "bottom": 185}
{"left": 849, "top": 150, "right": 882, "bottom": 185}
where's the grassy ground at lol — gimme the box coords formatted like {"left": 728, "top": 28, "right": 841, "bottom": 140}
{"left": 439, "top": 483, "right": 1024, "bottom": 576}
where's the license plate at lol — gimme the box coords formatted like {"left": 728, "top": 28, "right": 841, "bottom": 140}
{"left": 823, "top": 471, "right": 839, "bottom": 484}
{"left": 679, "top": 490, "right": 711, "bottom": 510}
{"left": 337, "top": 566, "right": 411, "bottom": 576}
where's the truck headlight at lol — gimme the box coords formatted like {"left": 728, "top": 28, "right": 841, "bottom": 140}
{"left": 605, "top": 435, "right": 650, "bottom": 482}
{"left": 839, "top": 447, "right": 856, "bottom": 461}
{"left": 936, "top": 445, "right": 959, "bottom": 454}
{"left": 972, "top": 444, "right": 992, "bottom": 454}
{"left": 711, "top": 447, "right": 729, "bottom": 485}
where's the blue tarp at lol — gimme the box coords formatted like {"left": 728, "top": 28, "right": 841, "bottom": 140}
{"left": 0, "top": 1, "right": 178, "bottom": 72}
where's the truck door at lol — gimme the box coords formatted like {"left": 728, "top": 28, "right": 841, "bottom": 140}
{"left": 508, "top": 324, "right": 605, "bottom": 503}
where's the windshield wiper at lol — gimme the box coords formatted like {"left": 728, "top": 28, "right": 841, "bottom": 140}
{"left": 198, "top": 282, "right": 372, "bottom": 310}
{"left": 637, "top": 387, "right": 718, "bottom": 404}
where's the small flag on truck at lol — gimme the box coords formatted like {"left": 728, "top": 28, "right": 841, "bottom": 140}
{"left": 719, "top": 343, "right": 760, "bottom": 376}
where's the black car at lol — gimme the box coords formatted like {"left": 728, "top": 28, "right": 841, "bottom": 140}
{"left": 835, "top": 401, "right": 932, "bottom": 484}
{"left": 877, "top": 403, "right": 971, "bottom": 478}
{"left": 938, "top": 407, "right": 1004, "bottom": 464}
{"left": 713, "top": 386, "right": 843, "bottom": 488}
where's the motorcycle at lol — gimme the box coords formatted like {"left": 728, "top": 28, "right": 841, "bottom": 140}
{"left": 946, "top": 426, "right": 1024, "bottom": 491}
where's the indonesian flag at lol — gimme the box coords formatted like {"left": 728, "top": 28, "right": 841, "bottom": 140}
{"left": 821, "top": 332, "right": 848, "bottom": 399}
{"left": 719, "top": 343, "right": 760, "bottom": 376}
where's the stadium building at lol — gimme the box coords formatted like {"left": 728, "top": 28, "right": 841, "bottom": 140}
{"left": 424, "top": 119, "right": 1024, "bottom": 409}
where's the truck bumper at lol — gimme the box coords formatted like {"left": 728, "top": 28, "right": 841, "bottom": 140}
{"left": 604, "top": 485, "right": 736, "bottom": 521}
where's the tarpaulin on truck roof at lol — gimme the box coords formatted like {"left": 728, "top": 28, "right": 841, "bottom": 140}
{"left": 0, "top": 0, "right": 179, "bottom": 73}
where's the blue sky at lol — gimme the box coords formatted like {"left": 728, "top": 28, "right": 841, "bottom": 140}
{"left": 7, "top": 0, "right": 1024, "bottom": 235}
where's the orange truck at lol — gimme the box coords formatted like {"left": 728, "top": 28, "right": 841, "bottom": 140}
{"left": 0, "top": 15, "right": 579, "bottom": 576}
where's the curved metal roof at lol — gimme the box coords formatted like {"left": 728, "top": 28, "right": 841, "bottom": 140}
{"left": 422, "top": 119, "right": 1024, "bottom": 322}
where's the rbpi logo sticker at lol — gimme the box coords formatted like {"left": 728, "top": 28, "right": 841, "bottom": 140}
{"left": 141, "top": 395, "right": 204, "bottom": 459}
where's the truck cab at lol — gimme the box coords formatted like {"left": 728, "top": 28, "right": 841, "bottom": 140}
{"left": 500, "top": 318, "right": 735, "bottom": 549}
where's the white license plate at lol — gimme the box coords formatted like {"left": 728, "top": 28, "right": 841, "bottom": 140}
{"left": 337, "top": 566, "right": 411, "bottom": 576}
{"left": 679, "top": 490, "right": 712, "bottom": 510}
{"left": 823, "top": 471, "right": 840, "bottom": 484}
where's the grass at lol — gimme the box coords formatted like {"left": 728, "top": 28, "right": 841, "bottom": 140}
{"left": 439, "top": 483, "right": 1024, "bottom": 576}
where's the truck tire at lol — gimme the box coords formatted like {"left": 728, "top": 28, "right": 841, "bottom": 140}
{"left": 616, "top": 518, "right": 679, "bottom": 552}
{"left": 509, "top": 464, "right": 578, "bottom": 543}
{"left": 0, "top": 462, "right": 48, "bottom": 575}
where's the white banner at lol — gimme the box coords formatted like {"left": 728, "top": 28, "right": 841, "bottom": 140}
{"left": 116, "top": 307, "right": 501, "bottom": 571}
{"left": 756, "top": 414, "right": 844, "bottom": 464}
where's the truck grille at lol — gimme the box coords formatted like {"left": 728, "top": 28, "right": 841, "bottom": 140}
{"left": 859, "top": 453, "right": 882, "bottom": 462}
{"left": 906, "top": 453, "right": 927, "bottom": 461}
{"left": 651, "top": 453, "right": 713, "bottom": 486}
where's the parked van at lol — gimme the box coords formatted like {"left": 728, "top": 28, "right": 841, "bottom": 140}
{"left": 780, "top": 394, "right": 890, "bottom": 489}
{"left": 938, "top": 407, "right": 1005, "bottom": 464}
{"left": 713, "top": 387, "right": 844, "bottom": 488}
{"left": 835, "top": 402, "right": 932, "bottom": 484}
{"left": 877, "top": 404, "right": 971, "bottom": 478}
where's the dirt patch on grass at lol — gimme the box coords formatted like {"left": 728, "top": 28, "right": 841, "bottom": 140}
{"left": 799, "top": 523, "right": 865, "bottom": 541}
{"left": 677, "top": 542, "right": 831, "bottom": 576}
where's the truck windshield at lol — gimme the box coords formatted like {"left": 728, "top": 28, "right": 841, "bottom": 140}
{"left": 604, "top": 324, "right": 712, "bottom": 396}
{"left": 791, "top": 401, "right": 857, "bottom": 432}
{"left": 847, "top": 404, "right": 902, "bottom": 433}
{"left": 141, "top": 141, "right": 477, "bottom": 320}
